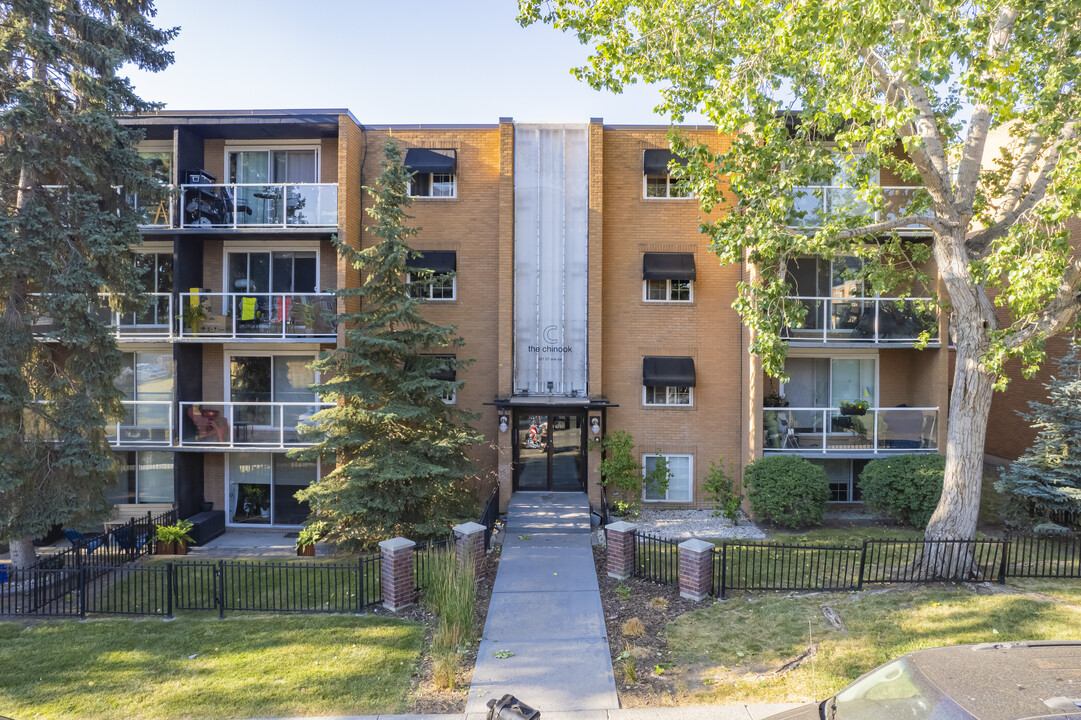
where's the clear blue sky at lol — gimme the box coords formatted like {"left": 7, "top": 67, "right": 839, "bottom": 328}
{"left": 127, "top": 0, "right": 705, "bottom": 125}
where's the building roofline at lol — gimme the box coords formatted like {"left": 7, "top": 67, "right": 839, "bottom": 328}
{"left": 119, "top": 108, "right": 362, "bottom": 127}
{"left": 363, "top": 123, "right": 500, "bottom": 130}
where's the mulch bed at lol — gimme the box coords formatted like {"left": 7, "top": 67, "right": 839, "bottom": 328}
{"left": 402, "top": 540, "right": 502, "bottom": 714}
{"left": 593, "top": 545, "right": 711, "bottom": 707}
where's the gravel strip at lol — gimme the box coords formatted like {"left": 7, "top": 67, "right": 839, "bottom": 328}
{"left": 630, "top": 509, "right": 768, "bottom": 540}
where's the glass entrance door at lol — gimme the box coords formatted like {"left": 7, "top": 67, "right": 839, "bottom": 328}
{"left": 513, "top": 410, "right": 585, "bottom": 491}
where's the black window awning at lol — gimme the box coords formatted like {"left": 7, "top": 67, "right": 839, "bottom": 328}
{"left": 406, "top": 250, "right": 456, "bottom": 274}
{"left": 404, "top": 148, "right": 457, "bottom": 175}
{"left": 642, "top": 253, "right": 696, "bottom": 281}
{"left": 643, "top": 356, "right": 696, "bottom": 387}
{"left": 643, "top": 149, "right": 688, "bottom": 176}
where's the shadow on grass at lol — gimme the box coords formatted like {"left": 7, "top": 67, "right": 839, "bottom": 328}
{"left": 0, "top": 614, "right": 424, "bottom": 720}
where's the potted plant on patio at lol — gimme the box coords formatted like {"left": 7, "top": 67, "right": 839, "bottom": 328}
{"left": 840, "top": 399, "right": 869, "bottom": 416}
{"left": 295, "top": 521, "right": 326, "bottom": 557}
{"left": 155, "top": 519, "right": 194, "bottom": 555}
{"left": 180, "top": 300, "right": 208, "bottom": 336}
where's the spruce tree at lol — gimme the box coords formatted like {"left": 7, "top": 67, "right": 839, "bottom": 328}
{"left": 292, "top": 140, "right": 481, "bottom": 549}
{"left": 0, "top": 1, "right": 175, "bottom": 567}
{"left": 996, "top": 342, "right": 1081, "bottom": 527}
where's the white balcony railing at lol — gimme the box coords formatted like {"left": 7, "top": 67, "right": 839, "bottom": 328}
{"left": 30, "top": 293, "right": 176, "bottom": 341}
{"left": 106, "top": 400, "right": 174, "bottom": 446}
{"left": 789, "top": 186, "right": 927, "bottom": 230}
{"left": 178, "top": 292, "right": 337, "bottom": 340}
{"left": 178, "top": 401, "right": 332, "bottom": 449}
{"left": 180, "top": 183, "right": 338, "bottom": 229}
{"left": 783, "top": 296, "right": 939, "bottom": 344}
{"left": 763, "top": 406, "right": 938, "bottom": 454}
{"left": 126, "top": 188, "right": 176, "bottom": 229}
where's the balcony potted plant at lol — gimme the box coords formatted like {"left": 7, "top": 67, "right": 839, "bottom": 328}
{"left": 180, "top": 300, "right": 208, "bottom": 336}
{"left": 293, "top": 298, "right": 317, "bottom": 335}
{"left": 840, "top": 399, "right": 869, "bottom": 416}
{"left": 763, "top": 392, "right": 789, "bottom": 407}
{"left": 295, "top": 521, "right": 326, "bottom": 557}
{"left": 155, "top": 519, "right": 194, "bottom": 555}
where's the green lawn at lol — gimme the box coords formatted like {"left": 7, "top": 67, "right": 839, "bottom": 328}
{"left": 0, "top": 614, "right": 424, "bottom": 720}
{"left": 665, "top": 583, "right": 1081, "bottom": 705}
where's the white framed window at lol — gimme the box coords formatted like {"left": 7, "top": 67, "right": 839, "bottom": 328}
{"left": 811, "top": 458, "right": 870, "bottom": 503}
{"left": 107, "top": 451, "right": 175, "bottom": 505}
{"left": 643, "top": 385, "right": 693, "bottom": 406}
{"left": 407, "top": 272, "right": 456, "bottom": 301}
{"left": 227, "top": 452, "right": 318, "bottom": 527}
{"left": 643, "top": 278, "right": 693, "bottom": 302}
{"left": 643, "top": 453, "right": 693, "bottom": 502}
{"left": 226, "top": 147, "right": 319, "bottom": 185}
{"left": 406, "top": 149, "right": 457, "bottom": 198}
{"left": 643, "top": 173, "right": 692, "bottom": 199}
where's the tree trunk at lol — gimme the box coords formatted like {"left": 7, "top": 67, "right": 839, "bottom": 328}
{"left": 8, "top": 537, "right": 37, "bottom": 569}
{"left": 923, "top": 227, "right": 999, "bottom": 577}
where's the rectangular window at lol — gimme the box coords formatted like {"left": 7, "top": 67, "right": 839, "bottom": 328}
{"left": 644, "top": 385, "right": 692, "bottom": 406}
{"left": 114, "top": 350, "right": 174, "bottom": 442}
{"left": 644, "top": 278, "right": 692, "bottom": 302}
{"left": 811, "top": 458, "right": 869, "bottom": 502}
{"left": 643, "top": 454, "right": 693, "bottom": 502}
{"left": 407, "top": 272, "right": 456, "bottom": 300}
{"left": 107, "top": 451, "right": 175, "bottom": 505}
{"left": 644, "top": 174, "right": 691, "bottom": 198}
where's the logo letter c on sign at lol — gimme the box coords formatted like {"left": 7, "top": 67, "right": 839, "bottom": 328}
{"left": 543, "top": 325, "right": 559, "bottom": 344}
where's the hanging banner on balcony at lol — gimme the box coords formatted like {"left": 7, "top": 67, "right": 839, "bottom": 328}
{"left": 513, "top": 124, "right": 589, "bottom": 397}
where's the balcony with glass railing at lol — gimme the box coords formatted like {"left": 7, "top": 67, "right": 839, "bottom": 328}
{"left": 179, "top": 183, "right": 337, "bottom": 229}
{"left": 783, "top": 296, "right": 939, "bottom": 345}
{"left": 106, "top": 400, "right": 174, "bottom": 447}
{"left": 789, "top": 186, "right": 928, "bottom": 232}
{"left": 126, "top": 188, "right": 176, "bottom": 229}
{"left": 178, "top": 401, "right": 332, "bottom": 449}
{"left": 31, "top": 293, "right": 176, "bottom": 341}
{"left": 762, "top": 406, "right": 939, "bottom": 454}
{"left": 178, "top": 292, "right": 337, "bottom": 340}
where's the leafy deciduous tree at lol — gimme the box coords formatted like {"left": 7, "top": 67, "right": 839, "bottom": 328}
{"left": 521, "top": 0, "right": 1081, "bottom": 546}
{"left": 0, "top": 0, "right": 175, "bottom": 567}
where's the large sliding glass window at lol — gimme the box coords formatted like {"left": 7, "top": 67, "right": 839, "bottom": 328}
{"left": 114, "top": 349, "right": 174, "bottom": 442}
{"left": 107, "top": 451, "right": 174, "bottom": 504}
{"left": 228, "top": 149, "right": 319, "bottom": 226}
{"left": 226, "top": 250, "right": 317, "bottom": 326}
{"left": 782, "top": 356, "right": 876, "bottom": 433}
{"left": 131, "top": 251, "right": 173, "bottom": 328}
{"left": 229, "top": 354, "right": 317, "bottom": 443}
{"left": 228, "top": 452, "right": 316, "bottom": 525}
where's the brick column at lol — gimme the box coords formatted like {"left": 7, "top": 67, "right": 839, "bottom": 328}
{"left": 606, "top": 521, "right": 637, "bottom": 580}
{"left": 453, "top": 521, "right": 487, "bottom": 580}
{"left": 379, "top": 537, "right": 416, "bottom": 611}
{"left": 679, "top": 539, "right": 714, "bottom": 601}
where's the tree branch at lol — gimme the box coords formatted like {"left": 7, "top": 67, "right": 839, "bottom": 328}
{"left": 966, "top": 118, "right": 1079, "bottom": 254}
{"left": 954, "top": 5, "right": 1019, "bottom": 214}
{"left": 827, "top": 214, "right": 944, "bottom": 240}
{"left": 1004, "top": 254, "right": 1081, "bottom": 349}
{"left": 856, "top": 46, "right": 955, "bottom": 215}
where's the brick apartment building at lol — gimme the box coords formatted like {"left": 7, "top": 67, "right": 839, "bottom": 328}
{"left": 108, "top": 109, "right": 948, "bottom": 532}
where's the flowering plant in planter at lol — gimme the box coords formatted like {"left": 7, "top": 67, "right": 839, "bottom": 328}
{"left": 839, "top": 400, "right": 870, "bottom": 416}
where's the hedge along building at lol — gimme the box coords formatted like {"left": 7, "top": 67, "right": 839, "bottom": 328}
{"left": 109, "top": 110, "right": 948, "bottom": 533}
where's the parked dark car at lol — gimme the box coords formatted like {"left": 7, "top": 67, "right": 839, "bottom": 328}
{"left": 766, "top": 642, "right": 1081, "bottom": 720}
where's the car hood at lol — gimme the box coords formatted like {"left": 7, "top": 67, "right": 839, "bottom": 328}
{"left": 762, "top": 702, "right": 820, "bottom": 720}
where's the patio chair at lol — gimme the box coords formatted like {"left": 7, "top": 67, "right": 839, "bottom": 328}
{"left": 187, "top": 405, "right": 230, "bottom": 443}
{"left": 63, "top": 528, "right": 105, "bottom": 553}
{"left": 112, "top": 524, "right": 150, "bottom": 553}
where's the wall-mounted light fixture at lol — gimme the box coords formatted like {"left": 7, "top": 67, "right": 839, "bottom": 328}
{"left": 498, "top": 414, "right": 509, "bottom": 433}
{"left": 590, "top": 416, "right": 601, "bottom": 437}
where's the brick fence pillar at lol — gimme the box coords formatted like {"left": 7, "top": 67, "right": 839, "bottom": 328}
{"left": 606, "top": 521, "right": 637, "bottom": 580}
{"left": 453, "top": 521, "right": 487, "bottom": 580}
{"left": 379, "top": 537, "right": 416, "bottom": 611}
{"left": 679, "top": 539, "right": 714, "bottom": 601}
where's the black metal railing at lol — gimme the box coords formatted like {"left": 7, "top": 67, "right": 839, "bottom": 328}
{"left": 32, "top": 508, "right": 178, "bottom": 572}
{"left": 414, "top": 537, "right": 452, "bottom": 592}
{"left": 478, "top": 485, "right": 501, "bottom": 550}
{"left": 625, "top": 531, "right": 1081, "bottom": 600}
{"left": 632, "top": 531, "right": 681, "bottom": 586}
{"left": 0, "top": 556, "right": 382, "bottom": 619}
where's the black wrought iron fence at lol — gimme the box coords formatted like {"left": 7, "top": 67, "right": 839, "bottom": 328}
{"left": 414, "top": 537, "right": 452, "bottom": 592}
{"left": 30, "top": 508, "right": 178, "bottom": 572}
{"left": 632, "top": 531, "right": 681, "bottom": 585}
{"left": 0, "top": 556, "right": 382, "bottom": 619}
{"left": 626, "top": 531, "right": 1081, "bottom": 600}
{"left": 478, "top": 485, "right": 501, "bottom": 550}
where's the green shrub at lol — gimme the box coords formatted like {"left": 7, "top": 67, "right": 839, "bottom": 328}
{"left": 744, "top": 456, "right": 829, "bottom": 528}
{"left": 860, "top": 454, "right": 945, "bottom": 528}
{"left": 155, "top": 520, "right": 194, "bottom": 544}
{"left": 702, "top": 457, "right": 742, "bottom": 521}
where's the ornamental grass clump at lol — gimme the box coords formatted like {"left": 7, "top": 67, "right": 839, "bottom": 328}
{"left": 422, "top": 546, "right": 476, "bottom": 692}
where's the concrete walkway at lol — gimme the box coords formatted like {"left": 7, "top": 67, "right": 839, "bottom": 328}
{"left": 465, "top": 492, "right": 619, "bottom": 713}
